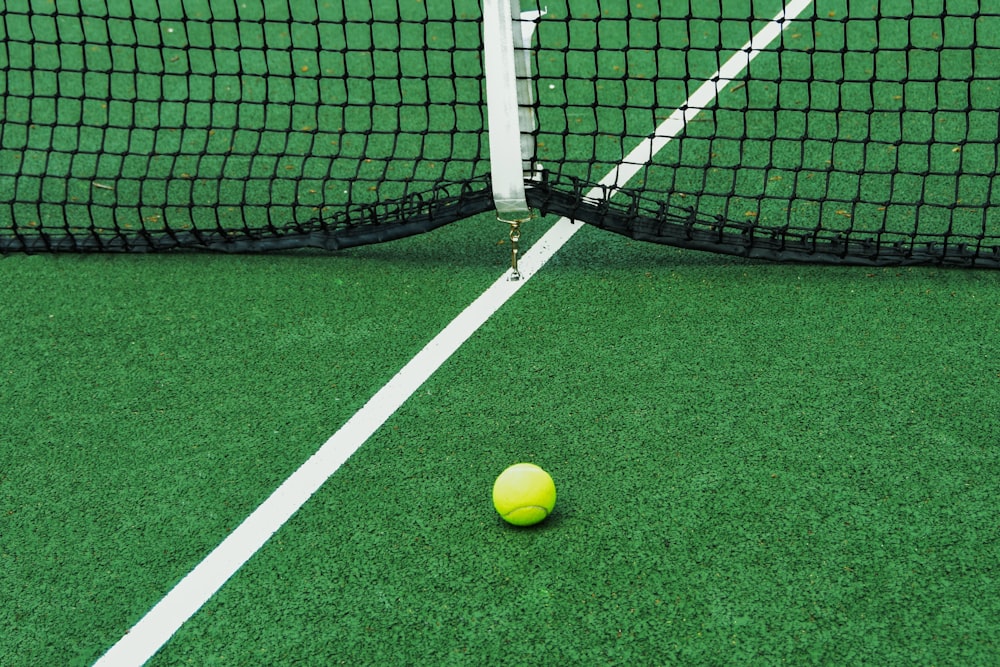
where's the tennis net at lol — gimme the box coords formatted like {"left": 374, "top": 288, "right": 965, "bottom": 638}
{"left": 2, "top": 0, "right": 998, "bottom": 267}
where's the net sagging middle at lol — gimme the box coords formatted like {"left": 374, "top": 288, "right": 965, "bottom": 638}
{"left": 2, "top": 0, "right": 999, "bottom": 267}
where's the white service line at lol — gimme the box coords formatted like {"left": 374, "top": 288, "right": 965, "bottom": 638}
{"left": 95, "top": 2, "right": 811, "bottom": 664}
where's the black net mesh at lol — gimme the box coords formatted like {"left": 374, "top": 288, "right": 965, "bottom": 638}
{"left": 2, "top": 0, "right": 999, "bottom": 267}
{"left": 0, "top": 0, "right": 493, "bottom": 252}
{"left": 524, "top": 0, "right": 1000, "bottom": 267}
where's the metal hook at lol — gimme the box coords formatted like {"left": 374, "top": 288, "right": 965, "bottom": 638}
{"left": 508, "top": 220, "right": 522, "bottom": 280}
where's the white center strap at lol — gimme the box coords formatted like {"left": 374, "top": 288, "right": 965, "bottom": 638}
{"left": 482, "top": 0, "right": 532, "bottom": 222}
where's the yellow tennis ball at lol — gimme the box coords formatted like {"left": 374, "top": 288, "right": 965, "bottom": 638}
{"left": 492, "top": 463, "right": 557, "bottom": 526}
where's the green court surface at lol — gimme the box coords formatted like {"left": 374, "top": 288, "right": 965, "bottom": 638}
{"left": 3, "top": 0, "right": 1000, "bottom": 665}
{"left": 4, "top": 220, "right": 999, "bottom": 665}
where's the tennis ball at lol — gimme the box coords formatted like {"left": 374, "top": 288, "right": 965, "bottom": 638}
{"left": 492, "top": 463, "right": 556, "bottom": 526}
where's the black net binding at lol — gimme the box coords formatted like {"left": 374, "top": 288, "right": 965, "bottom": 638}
{"left": 2, "top": 0, "right": 999, "bottom": 268}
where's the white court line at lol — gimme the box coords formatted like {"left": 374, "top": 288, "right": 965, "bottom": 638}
{"left": 95, "top": 2, "right": 811, "bottom": 664}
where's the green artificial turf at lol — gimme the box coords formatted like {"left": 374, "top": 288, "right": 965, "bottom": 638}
{"left": 2, "top": 0, "right": 999, "bottom": 664}
{"left": 145, "top": 225, "right": 999, "bottom": 666}
{"left": 0, "top": 216, "right": 506, "bottom": 666}
{"left": 3, "top": 211, "right": 998, "bottom": 666}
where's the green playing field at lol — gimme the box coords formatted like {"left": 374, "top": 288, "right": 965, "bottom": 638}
{"left": 2, "top": 0, "right": 999, "bottom": 665}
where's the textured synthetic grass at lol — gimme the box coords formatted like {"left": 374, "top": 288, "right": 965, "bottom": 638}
{"left": 0, "top": 215, "right": 506, "bottom": 667}
{"left": 146, "top": 223, "right": 999, "bottom": 665}
{"left": 4, "top": 0, "right": 1000, "bottom": 663}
